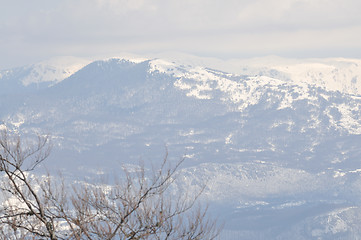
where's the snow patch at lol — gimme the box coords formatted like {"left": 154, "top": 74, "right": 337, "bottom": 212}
{"left": 22, "top": 56, "right": 91, "bottom": 86}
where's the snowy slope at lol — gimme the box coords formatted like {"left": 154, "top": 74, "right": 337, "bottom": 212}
{"left": 244, "top": 57, "right": 361, "bottom": 96}
{"left": 0, "top": 56, "right": 90, "bottom": 94}
{"left": 154, "top": 53, "right": 361, "bottom": 95}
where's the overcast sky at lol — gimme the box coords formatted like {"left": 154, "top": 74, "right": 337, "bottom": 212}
{"left": 1, "top": 0, "right": 361, "bottom": 69}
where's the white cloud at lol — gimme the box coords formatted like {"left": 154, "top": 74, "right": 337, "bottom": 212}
{"left": 91, "top": 0, "right": 157, "bottom": 15}
{"left": 0, "top": 0, "right": 361, "bottom": 69}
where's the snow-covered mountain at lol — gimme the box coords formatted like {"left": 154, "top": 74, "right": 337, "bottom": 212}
{"left": 236, "top": 57, "right": 361, "bottom": 96}
{"left": 1, "top": 55, "right": 361, "bottom": 239}
{"left": 0, "top": 56, "right": 90, "bottom": 94}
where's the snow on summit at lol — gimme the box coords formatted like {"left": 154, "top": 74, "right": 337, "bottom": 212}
{"left": 4, "top": 54, "right": 361, "bottom": 97}
{"left": 21, "top": 56, "right": 91, "bottom": 86}
{"left": 229, "top": 56, "right": 361, "bottom": 96}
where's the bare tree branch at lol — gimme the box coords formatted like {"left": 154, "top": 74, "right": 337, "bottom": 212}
{"left": 0, "top": 129, "right": 221, "bottom": 239}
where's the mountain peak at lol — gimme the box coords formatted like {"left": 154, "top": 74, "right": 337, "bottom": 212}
{"left": 21, "top": 56, "right": 91, "bottom": 86}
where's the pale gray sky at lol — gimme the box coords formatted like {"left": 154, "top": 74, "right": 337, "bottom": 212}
{"left": 1, "top": 0, "right": 361, "bottom": 69}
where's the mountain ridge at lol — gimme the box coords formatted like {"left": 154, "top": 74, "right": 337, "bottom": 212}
{"left": 1, "top": 55, "right": 361, "bottom": 239}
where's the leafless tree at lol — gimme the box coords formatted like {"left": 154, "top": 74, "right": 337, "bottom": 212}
{"left": 0, "top": 130, "right": 55, "bottom": 239}
{"left": 0, "top": 129, "right": 220, "bottom": 239}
